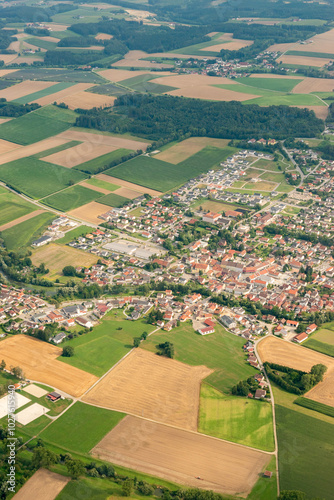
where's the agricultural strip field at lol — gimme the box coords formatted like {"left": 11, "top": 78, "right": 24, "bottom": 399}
{"left": 0, "top": 335, "right": 97, "bottom": 397}
{"left": 84, "top": 178, "right": 119, "bottom": 192}
{"left": 1, "top": 212, "right": 54, "bottom": 251}
{"left": 276, "top": 405, "right": 334, "bottom": 499}
{"left": 119, "top": 74, "right": 177, "bottom": 93}
{"left": 0, "top": 210, "right": 46, "bottom": 232}
{"left": 235, "top": 77, "right": 302, "bottom": 92}
{"left": 13, "top": 82, "right": 77, "bottom": 105}
{"left": 97, "top": 174, "right": 161, "bottom": 196}
{"left": 67, "top": 201, "right": 114, "bottom": 224}
{"left": 0, "top": 106, "right": 77, "bottom": 145}
{"left": 92, "top": 415, "right": 270, "bottom": 496}
{"left": 107, "top": 146, "right": 237, "bottom": 192}
{"left": 155, "top": 137, "right": 230, "bottom": 164}
{"left": 31, "top": 83, "right": 96, "bottom": 107}
{"left": 58, "top": 91, "right": 116, "bottom": 110}
{"left": 141, "top": 322, "right": 256, "bottom": 394}
{"left": 25, "top": 37, "right": 58, "bottom": 50}
{"left": 59, "top": 311, "right": 154, "bottom": 376}
{"left": 83, "top": 348, "right": 212, "bottom": 431}
{"left": 71, "top": 148, "right": 133, "bottom": 173}
{"left": 0, "top": 157, "right": 87, "bottom": 199}
{"left": 257, "top": 336, "right": 334, "bottom": 408}
{"left": 286, "top": 50, "right": 334, "bottom": 59}
{"left": 294, "top": 397, "right": 334, "bottom": 418}
{"left": 305, "top": 339, "right": 334, "bottom": 357}
{"left": 32, "top": 243, "right": 98, "bottom": 278}
{"left": 0, "top": 191, "right": 37, "bottom": 227}
{"left": 0, "top": 80, "right": 57, "bottom": 101}
{"left": 277, "top": 55, "right": 329, "bottom": 67}
{"left": 3, "top": 68, "right": 106, "bottom": 84}
{"left": 198, "top": 384, "right": 275, "bottom": 451}
{"left": 39, "top": 402, "right": 125, "bottom": 454}
{"left": 41, "top": 185, "right": 103, "bottom": 211}
{"left": 96, "top": 192, "right": 130, "bottom": 207}
{"left": 12, "top": 469, "right": 70, "bottom": 500}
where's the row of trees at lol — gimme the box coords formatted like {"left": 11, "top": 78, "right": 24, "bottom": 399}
{"left": 264, "top": 362, "right": 327, "bottom": 395}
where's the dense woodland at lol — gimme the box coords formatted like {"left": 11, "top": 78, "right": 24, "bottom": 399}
{"left": 0, "top": 99, "right": 40, "bottom": 117}
{"left": 75, "top": 94, "right": 324, "bottom": 140}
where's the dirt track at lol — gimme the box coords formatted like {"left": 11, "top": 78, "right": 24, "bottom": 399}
{"left": 0, "top": 209, "right": 44, "bottom": 231}
{"left": 92, "top": 415, "right": 270, "bottom": 497}
{"left": 12, "top": 469, "right": 70, "bottom": 500}
{"left": 0, "top": 334, "right": 97, "bottom": 397}
{"left": 83, "top": 348, "right": 213, "bottom": 431}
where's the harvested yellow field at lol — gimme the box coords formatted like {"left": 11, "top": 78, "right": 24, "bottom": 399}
{"left": 12, "top": 469, "right": 70, "bottom": 500}
{"left": 32, "top": 243, "right": 98, "bottom": 274}
{"left": 97, "top": 174, "right": 161, "bottom": 196}
{"left": 0, "top": 54, "right": 19, "bottom": 65}
{"left": 79, "top": 181, "right": 111, "bottom": 194}
{"left": 0, "top": 118, "right": 12, "bottom": 125}
{"left": 92, "top": 415, "right": 270, "bottom": 496}
{"left": 0, "top": 335, "right": 97, "bottom": 397}
{"left": 292, "top": 77, "right": 334, "bottom": 93}
{"left": 0, "top": 80, "right": 56, "bottom": 100}
{"left": 201, "top": 40, "right": 253, "bottom": 52}
{"left": 249, "top": 73, "right": 303, "bottom": 79}
{"left": 32, "top": 83, "right": 94, "bottom": 106}
{"left": 113, "top": 50, "right": 172, "bottom": 69}
{"left": 257, "top": 336, "right": 334, "bottom": 407}
{"left": 68, "top": 201, "right": 113, "bottom": 224}
{"left": 0, "top": 69, "right": 18, "bottom": 77}
{"left": 294, "top": 105, "right": 329, "bottom": 120}
{"left": 113, "top": 186, "right": 142, "bottom": 199}
{"left": 42, "top": 142, "right": 117, "bottom": 168}
{"left": 45, "top": 23, "right": 70, "bottom": 31}
{"left": 0, "top": 138, "right": 21, "bottom": 154}
{"left": 0, "top": 136, "right": 69, "bottom": 166}
{"left": 83, "top": 348, "right": 213, "bottom": 431}
{"left": 98, "top": 69, "right": 151, "bottom": 82}
{"left": 58, "top": 91, "right": 116, "bottom": 110}
{"left": 125, "top": 8, "right": 155, "bottom": 19}
{"left": 95, "top": 33, "right": 113, "bottom": 40}
{"left": 156, "top": 137, "right": 229, "bottom": 164}
{"left": 277, "top": 55, "right": 329, "bottom": 67}
{"left": 168, "top": 85, "right": 259, "bottom": 101}
{"left": 57, "top": 129, "right": 149, "bottom": 152}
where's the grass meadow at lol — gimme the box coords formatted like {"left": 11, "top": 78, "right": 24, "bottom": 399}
{"left": 1, "top": 212, "right": 54, "bottom": 250}
{"left": 0, "top": 157, "right": 87, "bottom": 199}
{"left": 56, "top": 225, "right": 93, "bottom": 244}
{"left": 59, "top": 310, "right": 154, "bottom": 376}
{"left": 198, "top": 384, "right": 275, "bottom": 451}
{"left": 96, "top": 192, "right": 130, "bottom": 207}
{"left": 0, "top": 192, "right": 37, "bottom": 226}
{"left": 305, "top": 323, "right": 334, "bottom": 357}
{"left": 74, "top": 148, "right": 133, "bottom": 174}
{"left": 141, "top": 322, "right": 257, "bottom": 393}
{"left": 235, "top": 77, "right": 302, "bottom": 92}
{"left": 85, "top": 178, "right": 119, "bottom": 191}
{"left": 42, "top": 185, "right": 103, "bottom": 211}
{"left": 107, "top": 146, "right": 237, "bottom": 192}
{"left": 40, "top": 402, "right": 125, "bottom": 454}
{"left": 0, "top": 105, "right": 77, "bottom": 145}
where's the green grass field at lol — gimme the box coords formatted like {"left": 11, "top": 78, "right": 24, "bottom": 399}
{"left": 247, "top": 455, "right": 277, "bottom": 500}
{"left": 276, "top": 405, "right": 334, "bottom": 499}
{"left": 235, "top": 77, "right": 302, "bottom": 92}
{"left": 0, "top": 105, "right": 77, "bottom": 145}
{"left": 25, "top": 37, "right": 58, "bottom": 50}
{"left": 120, "top": 74, "right": 177, "bottom": 94}
{"left": 1, "top": 212, "right": 54, "bottom": 250}
{"left": 74, "top": 148, "right": 133, "bottom": 174}
{"left": 39, "top": 402, "right": 125, "bottom": 454}
{"left": 170, "top": 37, "right": 228, "bottom": 57}
{"left": 96, "top": 192, "right": 130, "bottom": 207}
{"left": 85, "top": 177, "right": 119, "bottom": 191}
{"left": 13, "top": 82, "right": 77, "bottom": 105}
{"left": 56, "top": 225, "right": 93, "bottom": 244}
{"left": 245, "top": 93, "right": 324, "bottom": 106}
{"left": 286, "top": 50, "right": 334, "bottom": 59}
{"left": 305, "top": 339, "right": 334, "bottom": 357}
{"left": 59, "top": 310, "right": 154, "bottom": 376}
{"left": 0, "top": 157, "right": 87, "bottom": 199}
{"left": 5, "top": 68, "right": 106, "bottom": 84}
{"left": 305, "top": 323, "right": 334, "bottom": 357}
{"left": 141, "top": 322, "right": 257, "bottom": 393}
{"left": 34, "top": 140, "right": 82, "bottom": 159}
{"left": 0, "top": 192, "right": 37, "bottom": 226}
{"left": 294, "top": 397, "right": 334, "bottom": 418}
{"left": 198, "top": 384, "right": 275, "bottom": 451}
{"left": 42, "top": 185, "right": 103, "bottom": 211}
{"left": 252, "top": 159, "right": 281, "bottom": 171}
{"left": 107, "top": 146, "right": 237, "bottom": 192}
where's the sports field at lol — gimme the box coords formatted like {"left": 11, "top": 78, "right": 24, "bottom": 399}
{"left": 0, "top": 157, "right": 87, "bottom": 199}
{"left": 92, "top": 415, "right": 270, "bottom": 496}
{"left": 0, "top": 191, "right": 37, "bottom": 227}
{"left": 59, "top": 310, "right": 154, "bottom": 376}
{"left": 40, "top": 402, "right": 125, "bottom": 454}
{"left": 83, "top": 348, "right": 212, "bottom": 430}
{"left": 42, "top": 185, "right": 102, "bottom": 211}
{"left": 276, "top": 405, "right": 334, "bottom": 499}
{"left": 0, "top": 106, "right": 77, "bottom": 145}
{"left": 198, "top": 384, "right": 275, "bottom": 451}
{"left": 12, "top": 469, "right": 70, "bottom": 500}
{"left": 141, "top": 322, "right": 256, "bottom": 394}
{"left": 1, "top": 212, "right": 54, "bottom": 250}
{"left": 107, "top": 146, "right": 237, "bottom": 192}
{"left": 0, "top": 335, "right": 97, "bottom": 397}
{"left": 32, "top": 243, "right": 98, "bottom": 278}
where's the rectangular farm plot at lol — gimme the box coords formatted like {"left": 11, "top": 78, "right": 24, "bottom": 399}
{"left": 0, "top": 138, "right": 21, "bottom": 154}
{"left": 42, "top": 185, "right": 103, "bottom": 212}
{"left": 83, "top": 348, "right": 213, "bottom": 431}
{"left": 32, "top": 243, "right": 98, "bottom": 277}
{"left": 96, "top": 192, "right": 130, "bottom": 208}
{"left": 16, "top": 403, "right": 49, "bottom": 425}
{"left": 0, "top": 335, "right": 97, "bottom": 397}
{"left": 1, "top": 212, "right": 54, "bottom": 251}
{"left": 0, "top": 80, "right": 57, "bottom": 101}
{"left": 31, "top": 83, "right": 95, "bottom": 107}
{"left": 13, "top": 82, "right": 77, "bottom": 105}
{"left": 12, "top": 469, "right": 70, "bottom": 500}
{"left": 97, "top": 174, "right": 161, "bottom": 196}
{"left": 42, "top": 142, "right": 118, "bottom": 169}
{"left": 92, "top": 415, "right": 270, "bottom": 496}
{"left": 156, "top": 137, "right": 230, "bottom": 164}
{"left": 257, "top": 336, "right": 334, "bottom": 408}
{"left": 68, "top": 201, "right": 115, "bottom": 224}
{"left": 58, "top": 91, "right": 116, "bottom": 110}
{"left": 0, "top": 192, "right": 38, "bottom": 228}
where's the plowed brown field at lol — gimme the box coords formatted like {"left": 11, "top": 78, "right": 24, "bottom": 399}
{"left": 92, "top": 415, "right": 270, "bottom": 496}
{"left": 83, "top": 348, "right": 213, "bottom": 430}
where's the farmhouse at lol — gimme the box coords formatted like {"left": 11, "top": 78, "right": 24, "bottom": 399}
{"left": 32, "top": 235, "right": 52, "bottom": 247}
{"left": 254, "top": 389, "right": 266, "bottom": 399}
{"left": 52, "top": 332, "right": 67, "bottom": 344}
{"left": 219, "top": 315, "right": 237, "bottom": 329}
{"left": 293, "top": 332, "right": 308, "bottom": 343}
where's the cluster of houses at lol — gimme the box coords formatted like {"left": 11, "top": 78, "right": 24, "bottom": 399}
{"left": 32, "top": 217, "right": 78, "bottom": 247}
{"left": 0, "top": 285, "right": 47, "bottom": 323}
